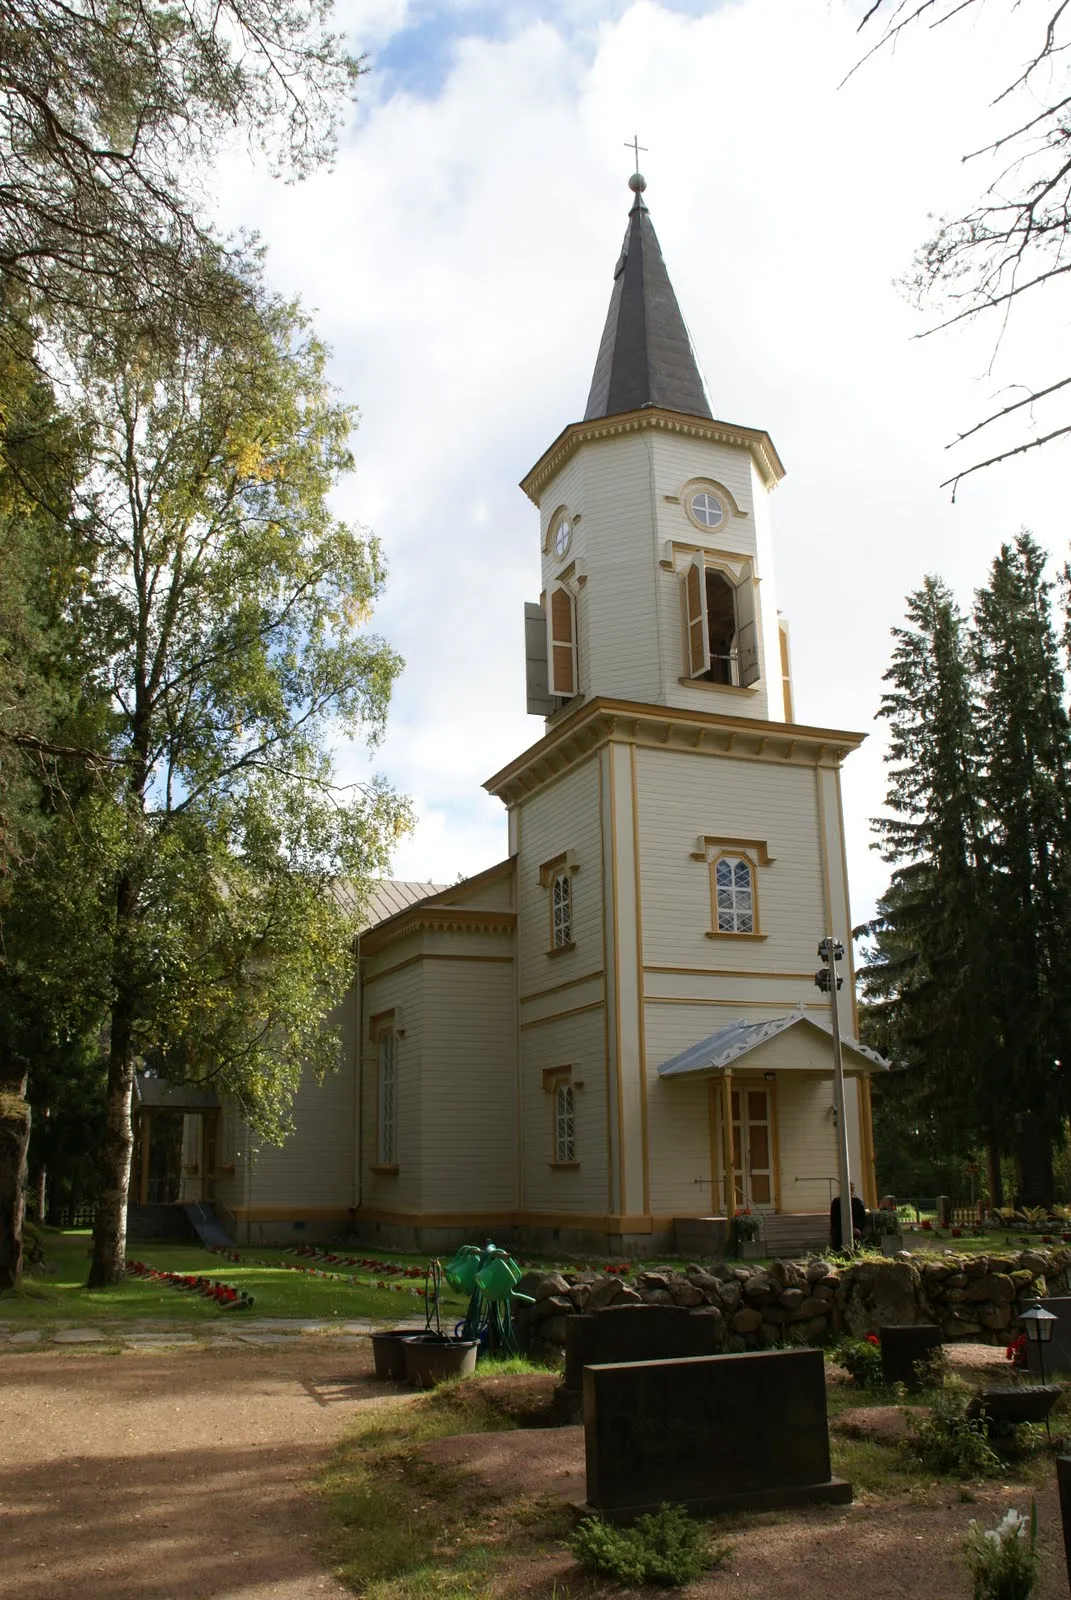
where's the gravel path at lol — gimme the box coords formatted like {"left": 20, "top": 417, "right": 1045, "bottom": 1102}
{"left": 0, "top": 1339, "right": 392, "bottom": 1600}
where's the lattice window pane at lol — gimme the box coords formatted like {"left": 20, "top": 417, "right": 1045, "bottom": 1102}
{"left": 378, "top": 1034, "right": 397, "bottom": 1164}
{"left": 713, "top": 856, "right": 755, "bottom": 934}
{"left": 552, "top": 872, "right": 573, "bottom": 947}
{"left": 555, "top": 1083, "right": 575, "bottom": 1163}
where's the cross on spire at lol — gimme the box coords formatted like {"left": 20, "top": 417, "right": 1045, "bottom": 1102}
{"left": 625, "top": 134, "right": 647, "bottom": 173}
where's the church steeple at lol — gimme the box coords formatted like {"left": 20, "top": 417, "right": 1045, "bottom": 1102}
{"left": 584, "top": 174, "right": 713, "bottom": 423}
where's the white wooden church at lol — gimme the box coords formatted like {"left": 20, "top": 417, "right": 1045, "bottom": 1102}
{"left": 138, "top": 174, "right": 884, "bottom": 1255}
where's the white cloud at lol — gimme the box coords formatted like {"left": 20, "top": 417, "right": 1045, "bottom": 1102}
{"left": 212, "top": 0, "right": 1070, "bottom": 918}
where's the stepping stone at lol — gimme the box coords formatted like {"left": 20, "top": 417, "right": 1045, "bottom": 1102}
{"left": 8, "top": 1330, "right": 41, "bottom": 1344}
{"left": 122, "top": 1332, "right": 195, "bottom": 1344}
{"left": 234, "top": 1333, "right": 296, "bottom": 1345}
{"left": 53, "top": 1329, "right": 107, "bottom": 1343}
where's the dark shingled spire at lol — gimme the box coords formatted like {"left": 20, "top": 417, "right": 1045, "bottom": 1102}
{"left": 584, "top": 174, "right": 713, "bottom": 423}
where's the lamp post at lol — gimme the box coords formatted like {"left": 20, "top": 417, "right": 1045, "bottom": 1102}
{"left": 815, "top": 936, "right": 852, "bottom": 1255}
{"left": 1020, "top": 1305, "right": 1058, "bottom": 1386}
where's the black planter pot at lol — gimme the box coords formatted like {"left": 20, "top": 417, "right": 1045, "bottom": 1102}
{"left": 371, "top": 1328, "right": 418, "bottom": 1382}
{"left": 402, "top": 1335, "right": 478, "bottom": 1389}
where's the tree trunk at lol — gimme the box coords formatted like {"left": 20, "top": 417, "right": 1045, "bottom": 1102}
{"left": 0, "top": 1055, "right": 31, "bottom": 1289}
{"left": 1014, "top": 1111, "right": 1054, "bottom": 1209}
{"left": 88, "top": 984, "right": 136, "bottom": 1287}
{"left": 33, "top": 1166, "right": 45, "bottom": 1224}
{"left": 986, "top": 1137, "right": 1004, "bottom": 1209}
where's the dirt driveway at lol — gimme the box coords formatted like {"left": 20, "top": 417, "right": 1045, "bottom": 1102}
{"left": 0, "top": 1342, "right": 386, "bottom": 1600}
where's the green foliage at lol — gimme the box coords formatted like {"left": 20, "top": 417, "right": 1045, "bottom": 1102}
{"left": 904, "top": 1384, "right": 1002, "bottom": 1478}
{"left": 965, "top": 1503, "right": 1038, "bottom": 1600}
{"left": 570, "top": 1504, "right": 728, "bottom": 1588}
{"left": 865, "top": 540, "right": 1071, "bottom": 1207}
{"left": 832, "top": 1335, "right": 886, "bottom": 1388}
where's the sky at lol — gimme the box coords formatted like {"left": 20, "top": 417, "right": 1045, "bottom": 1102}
{"left": 214, "top": 0, "right": 1070, "bottom": 927}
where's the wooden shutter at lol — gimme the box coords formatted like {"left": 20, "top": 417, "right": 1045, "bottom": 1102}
{"left": 735, "top": 568, "right": 760, "bottom": 687}
{"left": 680, "top": 555, "right": 710, "bottom": 677}
{"left": 548, "top": 584, "right": 577, "bottom": 697}
{"left": 524, "top": 602, "right": 555, "bottom": 714}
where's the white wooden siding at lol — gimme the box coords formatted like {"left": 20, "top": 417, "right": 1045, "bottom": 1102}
{"left": 519, "top": 1006, "right": 610, "bottom": 1214}
{"left": 360, "top": 943, "right": 426, "bottom": 1213}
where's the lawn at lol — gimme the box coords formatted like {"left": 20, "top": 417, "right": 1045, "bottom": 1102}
{"left": 0, "top": 1230, "right": 468, "bottom": 1326}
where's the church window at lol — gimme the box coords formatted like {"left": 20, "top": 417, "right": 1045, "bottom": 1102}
{"left": 714, "top": 856, "right": 754, "bottom": 934}
{"left": 548, "top": 583, "right": 578, "bottom": 697}
{"left": 539, "top": 852, "right": 579, "bottom": 953}
{"left": 554, "top": 516, "right": 572, "bottom": 558}
{"left": 689, "top": 490, "right": 724, "bottom": 530}
{"left": 680, "top": 555, "right": 759, "bottom": 689}
{"left": 554, "top": 1080, "right": 576, "bottom": 1163}
{"left": 552, "top": 871, "right": 572, "bottom": 947}
{"left": 376, "top": 1030, "right": 397, "bottom": 1166}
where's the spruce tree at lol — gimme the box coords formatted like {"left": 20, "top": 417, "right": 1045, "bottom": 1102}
{"left": 972, "top": 534, "right": 1071, "bottom": 1205}
{"left": 863, "top": 577, "right": 1001, "bottom": 1195}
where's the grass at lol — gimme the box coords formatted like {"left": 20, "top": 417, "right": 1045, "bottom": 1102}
{"left": 0, "top": 1229, "right": 467, "bottom": 1326}
{"left": 322, "top": 1377, "right": 576, "bottom": 1599}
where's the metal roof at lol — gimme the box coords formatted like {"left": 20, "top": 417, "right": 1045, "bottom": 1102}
{"left": 584, "top": 181, "right": 713, "bottom": 423}
{"left": 657, "top": 1013, "right": 888, "bottom": 1078}
{"left": 359, "top": 879, "right": 449, "bottom": 931}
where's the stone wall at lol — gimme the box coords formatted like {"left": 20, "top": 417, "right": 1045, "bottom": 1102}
{"left": 514, "top": 1246, "right": 1071, "bottom": 1365}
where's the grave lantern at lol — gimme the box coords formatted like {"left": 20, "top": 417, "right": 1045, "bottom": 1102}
{"left": 1020, "top": 1305, "right": 1058, "bottom": 1385}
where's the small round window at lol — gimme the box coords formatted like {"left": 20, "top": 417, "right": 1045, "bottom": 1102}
{"left": 553, "top": 516, "right": 572, "bottom": 558}
{"left": 689, "top": 490, "right": 724, "bottom": 530}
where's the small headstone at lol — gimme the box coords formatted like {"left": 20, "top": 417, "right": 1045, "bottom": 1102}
{"left": 564, "top": 1304, "right": 720, "bottom": 1393}
{"left": 879, "top": 1324, "right": 942, "bottom": 1389}
{"left": 583, "top": 1348, "right": 851, "bottom": 1518}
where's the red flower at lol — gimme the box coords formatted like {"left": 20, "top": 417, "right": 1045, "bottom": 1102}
{"left": 1005, "top": 1332, "right": 1028, "bottom": 1363}
{"left": 865, "top": 1334, "right": 880, "bottom": 1347}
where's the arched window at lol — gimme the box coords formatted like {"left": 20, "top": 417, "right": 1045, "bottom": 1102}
{"left": 552, "top": 871, "right": 573, "bottom": 947}
{"left": 377, "top": 1030, "right": 397, "bottom": 1165}
{"left": 715, "top": 856, "right": 754, "bottom": 934}
{"left": 554, "top": 1080, "right": 576, "bottom": 1163}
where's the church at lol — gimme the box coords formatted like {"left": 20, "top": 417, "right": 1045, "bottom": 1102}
{"left": 135, "top": 172, "right": 885, "bottom": 1256}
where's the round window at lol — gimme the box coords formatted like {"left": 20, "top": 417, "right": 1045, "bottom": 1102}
{"left": 689, "top": 491, "right": 724, "bottom": 529}
{"left": 553, "top": 516, "right": 572, "bottom": 558}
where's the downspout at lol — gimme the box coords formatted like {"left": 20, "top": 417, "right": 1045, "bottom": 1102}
{"left": 354, "top": 930, "right": 364, "bottom": 1213}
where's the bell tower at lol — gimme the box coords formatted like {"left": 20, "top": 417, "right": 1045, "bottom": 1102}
{"left": 523, "top": 173, "right": 793, "bottom": 726}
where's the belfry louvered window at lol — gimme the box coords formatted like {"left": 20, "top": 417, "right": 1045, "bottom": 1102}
{"left": 681, "top": 556, "right": 759, "bottom": 688}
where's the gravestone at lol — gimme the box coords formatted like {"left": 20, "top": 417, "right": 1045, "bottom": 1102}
{"left": 880, "top": 1323, "right": 942, "bottom": 1389}
{"left": 583, "top": 1348, "right": 851, "bottom": 1518}
{"left": 1025, "top": 1297, "right": 1071, "bottom": 1377}
{"left": 564, "top": 1305, "right": 721, "bottom": 1394}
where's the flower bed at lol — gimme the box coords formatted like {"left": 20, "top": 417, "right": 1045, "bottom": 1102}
{"left": 126, "top": 1260, "right": 254, "bottom": 1309}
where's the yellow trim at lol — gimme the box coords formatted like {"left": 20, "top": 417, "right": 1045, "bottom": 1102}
{"left": 370, "top": 1164, "right": 399, "bottom": 1176}
{"left": 691, "top": 835, "right": 774, "bottom": 865}
{"left": 609, "top": 741, "right": 625, "bottom": 1216}
{"left": 858, "top": 1074, "right": 878, "bottom": 1207}
{"left": 779, "top": 620, "right": 794, "bottom": 723}
{"left": 705, "top": 930, "right": 769, "bottom": 942}
{"left": 543, "top": 504, "right": 573, "bottom": 556}
{"left": 519, "top": 999, "right": 604, "bottom": 1030}
{"left": 361, "top": 906, "right": 516, "bottom": 956}
{"left": 520, "top": 406, "right": 785, "bottom": 504}
{"left": 677, "top": 677, "right": 760, "bottom": 697}
{"left": 630, "top": 742, "right": 650, "bottom": 1215}
{"left": 769, "top": 1077, "right": 783, "bottom": 1212}
{"left": 521, "top": 969, "right": 604, "bottom": 1005}
{"left": 681, "top": 477, "right": 748, "bottom": 527}
{"left": 230, "top": 1206, "right": 352, "bottom": 1222}
{"left": 721, "top": 1070, "right": 734, "bottom": 1212}
{"left": 599, "top": 746, "right": 614, "bottom": 1213}
{"left": 354, "top": 1206, "right": 658, "bottom": 1233}
{"left": 661, "top": 539, "right": 754, "bottom": 572}
{"left": 644, "top": 964, "right": 813, "bottom": 980}
{"left": 367, "top": 950, "right": 514, "bottom": 983}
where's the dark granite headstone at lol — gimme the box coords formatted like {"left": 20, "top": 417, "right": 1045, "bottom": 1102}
{"left": 564, "top": 1305, "right": 720, "bottom": 1393}
{"left": 583, "top": 1348, "right": 851, "bottom": 1518}
{"left": 880, "top": 1323, "right": 942, "bottom": 1390}
{"left": 1025, "top": 1297, "right": 1071, "bottom": 1377}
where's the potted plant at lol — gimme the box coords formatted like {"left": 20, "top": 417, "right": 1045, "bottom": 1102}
{"left": 731, "top": 1209, "right": 762, "bottom": 1258}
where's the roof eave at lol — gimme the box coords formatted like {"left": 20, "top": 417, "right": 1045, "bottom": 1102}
{"left": 519, "top": 407, "right": 786, "bottom": 506}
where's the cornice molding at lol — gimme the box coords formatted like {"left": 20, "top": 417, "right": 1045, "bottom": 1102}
{"left": 360, "top": 906, "right": 517, "bottom": 957}
{"left": 520, "top": 407, "right": 786, "bottom": 505}
{"left": 483, "top": 696, "right": 865, "bottom": 807}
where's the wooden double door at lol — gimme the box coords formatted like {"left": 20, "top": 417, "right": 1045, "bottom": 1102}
{"left": 731, "top": 1086, "right": 773, "bottom": 1208}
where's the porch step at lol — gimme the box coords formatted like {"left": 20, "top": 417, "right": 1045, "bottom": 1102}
{"left": 756, "top": 1212, "right": 831, "bottom": 1257}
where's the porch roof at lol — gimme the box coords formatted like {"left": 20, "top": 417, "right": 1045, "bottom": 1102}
{"left": 657, "top": 1011, "right": 888, "bottom": 1079}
